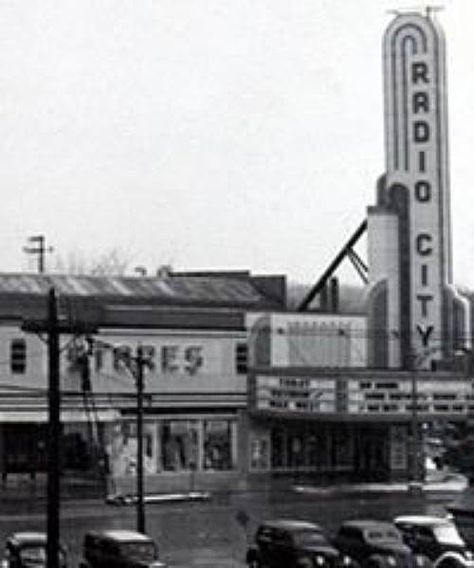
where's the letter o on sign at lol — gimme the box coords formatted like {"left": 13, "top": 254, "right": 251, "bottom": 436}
{"left": 415, "top": 181, "right": 431, "bottom": 202}
{"left": 416, "top": 233, "right": 432, "bottom": 256}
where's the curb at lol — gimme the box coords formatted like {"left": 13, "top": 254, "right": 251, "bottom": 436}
{"left": 292, "top": 474, "right": 468, "bottom": 496}
{"left": 105, "top": 491, "right": 211, "bottom": 505}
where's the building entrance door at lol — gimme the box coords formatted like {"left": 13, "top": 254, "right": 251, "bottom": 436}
{"left": 354, "top": 426, "right": 389, "bottom": 481}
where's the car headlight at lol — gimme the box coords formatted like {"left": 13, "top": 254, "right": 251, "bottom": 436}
{"left": 342, "top": 555, "right": 352, "bottom": 566}
{"left": 386, "top": 555, "right": 397, "bottom": 567}
{"left": 315, "top": 555, "right": 326, "bottom": 566}
{"left": 465, "top": 551, "right": 473, "bottom": 561}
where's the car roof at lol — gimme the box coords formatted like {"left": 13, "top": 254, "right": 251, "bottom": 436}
{"left": 394, "top": 516, "right": 452, "bottom": 527}
{"left": 261, "top": 519, "right": 323, "bottom": 532}
{"left": 88, "top": 530, "right": 153, "bottom": 543}
{"left": 7, "top": 532, "right": 47, "bottom": 545}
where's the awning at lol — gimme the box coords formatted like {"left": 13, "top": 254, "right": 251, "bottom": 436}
{"left": 0, "top": 409, "right": 120, "bottom": 423}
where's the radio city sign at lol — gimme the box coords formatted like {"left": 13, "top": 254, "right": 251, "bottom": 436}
{"left": 382, "top": 12, "right": 449, "bottom": 367}
{"left": 410, "top": 56, "right": 440, "bottom": 352}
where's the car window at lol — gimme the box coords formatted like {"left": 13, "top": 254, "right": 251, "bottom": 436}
{"left": 433, "top": 525, "right": 465, "bottom": 546}
{"left": 118, "top": 542, "right": 156, "bottom": 561}
{"left": 365, "top": 528, "right": 402, "bottom": 543}
{"left": 257, "top": 527, "right": 273, "bottom": 543}
{"left": 100, "top": 540, "right": 112, "bottom": 555}
{"left": 19, "top": 545, "right": 46, "bottom": 563}
{"left": 293, "top": 530, "right": 328, "bottom": 547}
{"left": 416, "top": 527, "right": 434, "bottom": 541}
{"left": 272, "top": 529, "right": 290, "bottom": 546}
{"left": 339, "top": 526, "right": 362, "bottom": 540}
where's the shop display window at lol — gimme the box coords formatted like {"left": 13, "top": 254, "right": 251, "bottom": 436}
{"left": 203, "top": 420, "right": 234, "bottom": 470}
{"left": 271, "top": 429, "right": 285, "bottom": 468}
{"left": 333, "top": 427, "right": 353, "bottom": 467}
{"left": 160, "top": 420, "right": 198, "bottom": 471}
{"left": 250, "top": 437, "right": 269, "bottom": 470}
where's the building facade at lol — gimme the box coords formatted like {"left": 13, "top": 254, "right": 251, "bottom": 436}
{"left": 0, "top": 271, "right": 285, "bottom": 494}
{"left": 244, "top": 10, "right": 474, "bottom": 487}
{"left": 0, "top": 11, "right": 472, "bottom": 495}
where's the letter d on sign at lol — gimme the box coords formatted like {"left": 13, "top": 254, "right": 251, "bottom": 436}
{"left": 414, "top": 121, "right": 430, "bottom": 143}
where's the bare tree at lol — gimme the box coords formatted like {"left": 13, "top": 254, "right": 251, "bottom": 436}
{"left": 52, "top": 247, "right": 134, "bottom": 276}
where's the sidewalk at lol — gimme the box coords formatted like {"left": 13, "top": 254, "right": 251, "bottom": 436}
{"left": 292, "top": 471, "right": 469, "bottom": 496}
{"left": 0, "top": 470, "right": 468, "bottom": 506}
{"left": 0, "top": 472, "right": 104, "bottom": 503}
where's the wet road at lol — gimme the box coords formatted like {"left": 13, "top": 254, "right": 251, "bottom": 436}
{"left": 0, "top": 486, "right": 463, "bottom": 567}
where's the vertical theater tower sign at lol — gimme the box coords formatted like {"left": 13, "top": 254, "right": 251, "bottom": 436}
{"left": 367, "top": 11, "right": 471, "bottom": 370}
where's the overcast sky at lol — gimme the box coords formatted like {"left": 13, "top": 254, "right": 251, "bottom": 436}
{"left": 1, "top": 1, "right": 473, "bottom": 286}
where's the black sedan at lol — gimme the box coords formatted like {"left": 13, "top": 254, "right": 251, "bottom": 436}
{"left": 333, "top": 519, "right": 432, "bottom": 568}
{"left": 246, "top": 519, "right": 354, "bottom": 568}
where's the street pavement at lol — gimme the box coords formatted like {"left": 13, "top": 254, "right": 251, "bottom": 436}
{"left": 0, "top": 471, "right": 469, "bottom": 567}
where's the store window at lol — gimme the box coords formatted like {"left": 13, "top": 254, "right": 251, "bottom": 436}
{"left": 160, "top": 420, "right": 198, "bottom": 471}
{"left": 10, "top": 339, "right": 26, "bottom": 374}
{"left": 203, "top": 420, "right": 234, "bottom": 470}
{"left": 271, "top": 429, "right": 285, "bottom": 468}
{"left": 287, "top": 434, "right": 304, "bottom": 467}
{"left": 250, "top": 437, "right": 269, "bottom": 471}
{"left": 333, "top": 427, "right": 353, "bottom": 467}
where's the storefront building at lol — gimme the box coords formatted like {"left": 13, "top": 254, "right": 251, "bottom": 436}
{"left": 0, "top": 271, "right": 286, "bottom": 494}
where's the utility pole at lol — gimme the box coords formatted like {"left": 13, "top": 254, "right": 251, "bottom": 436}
{"left": 23, "top": 235, "right": 54, "bottom": 273}
{"left": 411, "top": 367, "right": 420, "bottom": 484}
{"left": 22, "top": 289, "right": 97, "bottom": 568}
{"left": 135, "top": 345, "right": 146, "bottom": 534}
{"left": 90, "top": 341, "right": 151, "bottom": 532}
{"left": 409, "top": 347, "right": 441, "bottom": 488}
{"left": 47, "top": 288, "right": 60, "bottom": 568}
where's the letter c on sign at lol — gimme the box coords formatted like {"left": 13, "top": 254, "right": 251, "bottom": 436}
{"left": 416, "top": 233, "right": 432, "bottom": 256}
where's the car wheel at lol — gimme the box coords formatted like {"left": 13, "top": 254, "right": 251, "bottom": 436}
{"left": 247, "top": 559, "right": 261, "bottom": 568}
{"left": 436, "top": 561, "right": 461, "bottom": 568}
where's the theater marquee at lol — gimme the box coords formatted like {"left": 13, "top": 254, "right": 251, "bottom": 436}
{"left": 251, "top": 372, "right": 474, "bottom": 419}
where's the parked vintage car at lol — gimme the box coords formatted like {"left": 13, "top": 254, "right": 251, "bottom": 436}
{"left": 246, "top": 519, "right": 354, "bottom": 568}
{"left": 394, "top": 516, "right": 474, "bottom": 568}
{"left": 79, "top": 530, "right": 166, "bottom": 568}
{"left": 333, "top": 519, "right": 432, "bottom": 568}
{"left": 0, "top": 532, "right": 68, "bottom": 568}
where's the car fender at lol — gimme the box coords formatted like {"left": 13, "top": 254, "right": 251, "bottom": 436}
{"left": 434, "top": 552, "right": 474, "bottom": 568}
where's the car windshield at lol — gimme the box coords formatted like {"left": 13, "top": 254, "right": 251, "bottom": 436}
{"left": 365, "top": 528, "right": 402, "bottom": 543}
{"left": 293, "top": 530, "right": 328, "bottom": 547}
{"left": 433, "top": 525, "right": 465, "bottom": 546}
{"left": 118, "top": 542, "right": 156, "bottom": 561}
